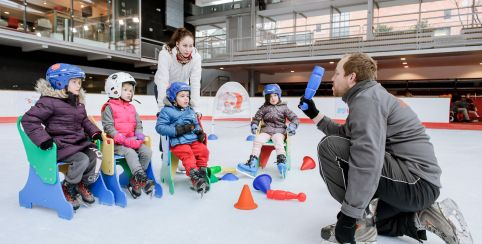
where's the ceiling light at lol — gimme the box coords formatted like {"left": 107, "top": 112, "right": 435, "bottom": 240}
{"left": 402, "top": 62, "right": 407, "bottom": 65}
{"left": 329, "top": 61, "right": 334, "bottom": 64}
{"left": 81, "top": 4, "right": 84, "bottom": 8}
{"left": 4, "top": 11, "right": 10, "bottom": 15}
{"left": 43, "top": 1, "right": 47, "bottom": 5}
{"left": 404, "top": 65, "right": 409, "bottom": 68}
{"left": 400, "top": 58, "right": 406, "bottom": 61}
{"left": 290, "top": 70, "right": 295, "bottom": 73}
{"left": 119, "top": 19, "right": 124, "bottom": 25}
{"left": 132, "top": 17, "right": 139, "bottom": 23}
{"left": 219, "top": 67, "right": 224, "bottom": 70}
{"left": 480, "top": 62, "right": 482, "bottom": 65}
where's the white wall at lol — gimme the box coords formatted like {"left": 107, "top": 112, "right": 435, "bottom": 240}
{"left": 1, "top": 90, "right": 450, "bottom": 123}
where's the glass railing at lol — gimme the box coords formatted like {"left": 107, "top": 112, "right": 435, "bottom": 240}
{"left": 0, "top": 0, "right": 140, "bottom": 55}
{"left": 196, "top": 4, "right": 482, "bottom": 62}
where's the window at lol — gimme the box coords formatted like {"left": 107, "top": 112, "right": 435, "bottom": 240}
{"left": 444, "top": 9, "right": 451, "bottom": 19}
{"left": 332, "top": 12, "right": 350, "bottom": 37}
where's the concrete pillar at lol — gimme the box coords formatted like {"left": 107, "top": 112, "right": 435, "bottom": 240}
{"left": 367, "top": 0, "right": 374, "bottom": 40}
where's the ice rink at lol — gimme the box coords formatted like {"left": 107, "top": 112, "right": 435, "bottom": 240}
{"left": 1, "top": 120, "right": 480, "bottom": 244}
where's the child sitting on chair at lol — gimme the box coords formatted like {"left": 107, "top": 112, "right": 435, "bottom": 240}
{"left": 237, "top": 84, "right": 299, "bottom": 178}
{"left": 21, "top": 63, "right": 103, "bottom": 210}
{"left": 101, "top": 72, "right": 154, "bottom": 199}
{"left": 155, "top": 82, "right": 210, "bottom": 195}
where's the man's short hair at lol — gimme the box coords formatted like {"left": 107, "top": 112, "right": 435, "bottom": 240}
{"left": 342, "top": 53, "right": 377, "bottom": 82}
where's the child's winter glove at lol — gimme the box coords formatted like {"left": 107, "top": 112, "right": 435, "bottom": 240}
{"left": 40, "top": 138, "right": 54, "bottom": 150}
{"left": 92, "top": 132, "right": 103, "bottom": 141}
{"left": 135, "top": 132, "right": 145, "bottom": 141}
{"left": 286, "top": 123, "right": 297, "bottom": 136}
{"left": 251, "top": 123, "right": 258, "bottom": 134}
{"left": 123, "top": 139, "right": 143, "bottom": 150}
{"left": 113, "top": 133, "right": 126, "bottom": 145}
{"left": 175, "top": 123, "right": 195, "bottom": 136}
{"left": 194, "top": 130, "right": 206, "bottom": 143}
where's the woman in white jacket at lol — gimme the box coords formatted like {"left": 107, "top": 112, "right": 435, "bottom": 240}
{"left": 154, "top": 28, "right": 202, "bottom": 173}
{"left": 154, "top": 28, "right": 202, "bottom": 111}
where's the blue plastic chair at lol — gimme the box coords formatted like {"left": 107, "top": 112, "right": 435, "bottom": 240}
{"left": 100, "top": 133, "right": 162, "bottom": 207}
{"left": 17, "top": 116, "right": 114, "bottom": 220}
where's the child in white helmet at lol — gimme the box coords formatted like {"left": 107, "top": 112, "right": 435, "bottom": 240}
{"left": 101, "top": 72, "right": 154, "bottom": 199}
{"left": 237, "top": 83, "right": 299, "bottom": 178}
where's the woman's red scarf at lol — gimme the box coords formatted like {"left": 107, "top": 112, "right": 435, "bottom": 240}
{"left": 164, "top": 45, "right": 192, "bottom": 65}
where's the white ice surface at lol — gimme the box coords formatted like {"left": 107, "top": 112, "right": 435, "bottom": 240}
{"left": 0, "top": 121, "right": 480, "bottom": 244}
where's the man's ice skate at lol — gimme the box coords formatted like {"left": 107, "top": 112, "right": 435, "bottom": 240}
{"left": 189, "top": 168, "right": 209, "bottom": 198}
{"left": 61, "top": 180, "right": 80, "bottom": 210}
{"left": 416, "top": 198, "right": 473, "bottom": 244}
{"left": 276, "top": 154, "right": 287, "bottom": 179}
{"left": 237, "top": 155, "right": 259, "bottom": 178}
{"left": 76, "top": 182, "right": 95, "bottom": 204}
{"left": 321, "top": 199, "right": 378, "bottom": 243}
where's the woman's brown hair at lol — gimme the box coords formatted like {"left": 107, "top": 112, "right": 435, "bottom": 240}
{"left": 167, "top": 28, "right": 194, "bottom": 49}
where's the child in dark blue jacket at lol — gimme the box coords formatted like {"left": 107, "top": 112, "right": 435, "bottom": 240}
{"left": 155, "top": 82, "right": 209, "bottom": 194}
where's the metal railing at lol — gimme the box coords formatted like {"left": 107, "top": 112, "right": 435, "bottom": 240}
{"left": 196, "top": 4, "right": 482, "bottom": 63}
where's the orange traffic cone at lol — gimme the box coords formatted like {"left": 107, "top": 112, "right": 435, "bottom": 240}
{"left": 234, "top": 184, "right": 258, "bottom": 210}
{"left": 300, "top": 156, "right": 316, "bottom": 170}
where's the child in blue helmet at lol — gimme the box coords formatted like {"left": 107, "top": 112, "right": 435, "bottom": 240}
{"left": 155, "top": 82, "right": 210, "bottom": 194}
{"left": 237, "top": 83, "right": 299, "bottom": 178}
{"left": 21, "top": 63, "right": 103, "bottom": 210}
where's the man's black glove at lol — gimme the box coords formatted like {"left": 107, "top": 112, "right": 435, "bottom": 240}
{"left": 92, "top": 132, "right": 103, "bottom": 141}
{"left": 298, "top": 97, "right": 319, "bottom": 119}
{"left": 175, "top": 123, "right": 195, "bottom": 136}
{"left": 335, "top": 212, "right": 357, "bottom": 244}
{"left": 194, "top": 130, "right": 206, "bottom": 143}
{"left": 40, "top": 138, "right": 54, "bottom": 150}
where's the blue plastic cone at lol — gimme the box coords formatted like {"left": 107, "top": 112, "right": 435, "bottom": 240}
{"left": 253, "top": 174, "right": 272, "bottom": 194}
{"left": 220, "top": 173, "right": 238, "bottom": 181}
{"left": 246, "top": 134, "right": 255, "bottom": 141}
{"left": 208, "top": 134, "right": 218, "bottom": 140}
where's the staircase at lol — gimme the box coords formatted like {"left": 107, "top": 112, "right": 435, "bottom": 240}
{"left": 201, "top": 75, "right": 230, "bottom": 96}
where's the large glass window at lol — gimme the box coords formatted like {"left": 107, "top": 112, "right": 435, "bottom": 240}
{"left": 0, "top": 0, "right": 140, "bottom": 55}
{"left": 332, "top": 12, "right": 350, "bottom": 37}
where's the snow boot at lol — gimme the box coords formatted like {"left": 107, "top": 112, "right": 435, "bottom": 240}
{"left": 76, "top": 181, "right": 95, "bottom": 204}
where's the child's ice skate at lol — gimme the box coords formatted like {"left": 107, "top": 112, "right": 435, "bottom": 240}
{"left": 276, "top": 154, "right": 287, "bottom": 179}
{"left": 127, "top": 170, "right": 152, "bottom": 199}
{"left": 237, "top": 155, "right": 259, "bottom": 178}
{"left": 62, "top": 180, "right": 80, "bottom": 210}
{"left": 189, "top": 168, "right": 209, "bottom": 198}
